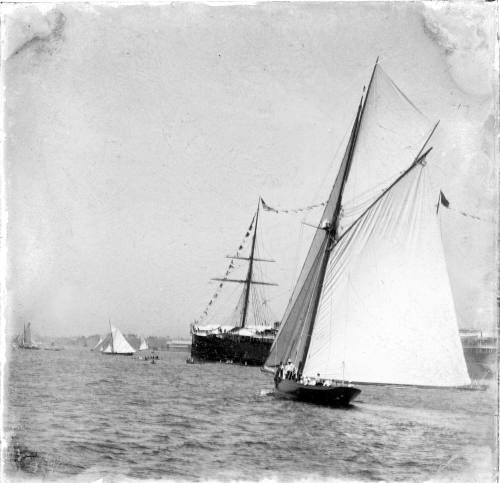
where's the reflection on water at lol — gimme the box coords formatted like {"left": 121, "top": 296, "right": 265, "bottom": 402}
{"left": 6, "top": 348, "right": 496, "bottom": 481}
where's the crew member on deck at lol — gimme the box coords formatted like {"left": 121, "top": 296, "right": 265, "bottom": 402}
{"left": 274, "top": 362, "right": 283, "bottom": 384}
{"left": 285, "top": 359, "right": 296, "bottom": 380}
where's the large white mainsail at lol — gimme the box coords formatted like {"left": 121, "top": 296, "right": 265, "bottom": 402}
{"left": 303, "top": 167, "right": 470, "bottom": 386}
{"left": 110, "top": 325, "right": 136, "bottom": 354}
{"left": 265, "top": 62, "right": 470, "bottom": 388}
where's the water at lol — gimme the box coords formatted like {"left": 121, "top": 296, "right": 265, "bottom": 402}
{"left": 6, "top": 348, "right": 496, "bottom": 481}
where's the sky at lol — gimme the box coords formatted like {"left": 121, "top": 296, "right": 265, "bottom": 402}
{"left": 3, "top": 1, "right": 497, "bottom": 338}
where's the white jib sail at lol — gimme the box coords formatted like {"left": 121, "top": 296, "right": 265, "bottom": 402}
{"left": 139, "top": 337, "right": 148, "bottom": 351}
{"left": 302, "top": 165, "right": 471, "bottom": 387}
{"left": 110, "top": 326, "right": 136, "bottom": 354}
{"left": 92, "top": 337, "right": 104, "bottom": 351}
{"left": 103, "top": 344, "right": 112, "bottom": 353}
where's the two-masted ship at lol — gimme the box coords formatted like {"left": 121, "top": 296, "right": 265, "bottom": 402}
{"left": 191, "top": 198, "right": 279, "bottom": 365}
{"left": 14, "top": 323, "right": 40, "bottom": 350}
{"left": 263, "top": 59, "right": 471, "bottom": 406}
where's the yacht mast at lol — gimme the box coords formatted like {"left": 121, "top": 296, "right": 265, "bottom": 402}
{"left": 298, "top": 59, "right": 379, "bottom": 373}
{"left": 241, "top": 197, "right": 261, "bottom": 328}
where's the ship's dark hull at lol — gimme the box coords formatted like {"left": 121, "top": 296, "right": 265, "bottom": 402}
{"left": 463, "top": 347, "right": 496, "bottom": 380}
{"left": 276, "top": 379, "right": 361, "bottom": 407}
{"left": 191, "top": 333, "right": 273, "bottom": 365}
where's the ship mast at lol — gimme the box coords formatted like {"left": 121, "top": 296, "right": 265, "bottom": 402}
{"left": 240, "top": 197, "right": 260, "bottom": 328}
{"left": 211, "top": 197, "right": 277, "bottom": 327}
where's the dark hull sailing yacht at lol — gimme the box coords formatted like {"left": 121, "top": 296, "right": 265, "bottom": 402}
{"left": 276, "top": 378, "right": 361, "bottom": 406}
{"left": 191, "top": 198, "right": 278, "bottom": 365}
{"left": 264, "top": 59, "right": 471, "bottom": 407}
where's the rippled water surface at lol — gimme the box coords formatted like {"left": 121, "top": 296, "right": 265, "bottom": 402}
{"left": 6, "top": 348, "right": 496, "bottom": 481}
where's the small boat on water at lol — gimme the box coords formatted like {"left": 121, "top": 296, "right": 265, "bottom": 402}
{"left": 14, "top": 323, "right": 40, "bottom": 350}
{"left": 263, "top": 58, "right": 471, "bottom": 407}
{"left": 43, "top": 342, "right": 64, "bottom": 351}
{"left": 139, "top": 336, "right": 149, "bottom": 351}
{"left": 97, "top": 321, "right": 136, "bottom": 356}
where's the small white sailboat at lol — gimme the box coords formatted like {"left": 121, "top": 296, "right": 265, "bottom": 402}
{"left": 139, "top": 336, "right": 149, "bottom": 351}
{"left": 101, "top": 322, "right": 136, "bottom": 356}
{"left": 264, "top": 58, "right": 470, "bottom": 406}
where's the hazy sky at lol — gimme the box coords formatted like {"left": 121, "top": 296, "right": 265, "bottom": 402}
{"left": 3, "top": 1, "right": 497, "bottom": 338}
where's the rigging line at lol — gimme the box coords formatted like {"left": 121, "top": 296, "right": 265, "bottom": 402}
{"left": 342, "top": 173, "right": 403, "bottom": 206}
{"left": 304, "top": 121, "right": 352, "bottom": 220}
{"left": 297, "top": 244, "right": 329, "bottom": 366}
{"left": 336, "top": 146, "right": 433, "bottom": 247}
{"left": 415, "top": 121, "right": 440, "bottom": 161}
{"left": 258, "top": 283, "right": 271, "bottom": 325}
{"left": 270, "top": 226, "right": 321, "bottom": 361}
{"left": 382, "top": 66, "right": 430, "bottom": 121}
{"left": 257, "top": 290, "right": 267, "bottom": 326}
{"left": 335, "top": 120, "right": 439, "bottom": 246}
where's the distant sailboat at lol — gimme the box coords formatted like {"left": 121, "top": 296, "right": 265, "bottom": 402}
{"left": 100, "top": 322, "right": 136, "bottom": 356}
{"left": 91, "top": 336, "right": 104, "bottom": 351}
{"left": 14, "top": 323, "right": 40, "bottom": 350}
{"left": 264, "top": 59, "right": 470, "bottom": 406}
{"left": 139, "top": 336, "right": 149, "bottom": 351}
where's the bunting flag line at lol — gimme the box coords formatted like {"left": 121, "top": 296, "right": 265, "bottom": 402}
{"left": 197, "top": 213, "right": 257, "bottom": 323}
{"left": 437, "top": 190, "right": 494, "bottom": 223}
{"left": 261, "top": 198, "right": 326, "bottom": 214}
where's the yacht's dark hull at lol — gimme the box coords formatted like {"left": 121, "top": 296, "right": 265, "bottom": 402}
{"left": 191, "top": 333, "right": 273, "bottom": 366}
{"left": 276, "top": 379, "right": 361, "bottom": 407}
